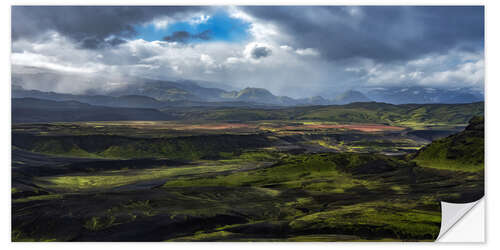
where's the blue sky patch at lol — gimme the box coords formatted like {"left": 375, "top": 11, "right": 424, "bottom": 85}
{"left": 135, "top": 11, "right": 251, "bottom": 43}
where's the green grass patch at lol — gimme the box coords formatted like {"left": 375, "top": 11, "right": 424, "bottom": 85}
{"left": 37, "top": 163, "right": 240, "bottom": 191}
{"left": 163, "top": 153, "right": 382, "bottom": 192}
{"left": 169, "top": 230, "right": 238, "bottom": 241}
{"left": 289, "top": 201, "right": 441, "bottom": 240}
{"left": 414, "top": 159, "right": 483, "bottom": 172}
{"left": 84, "top": 216, "right": 117, "bottom": 231}
{"left": 13, "top": 194, "right": 63, "bottom": 203}
{"left": 414, "top": 116, "right": 484, "bottom": 172}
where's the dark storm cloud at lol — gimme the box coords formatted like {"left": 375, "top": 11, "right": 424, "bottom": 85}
{"left": 251, "top": 45, "right": 272, "bottom": 59}
{"left": 243, "top": 6, "right": 484, "bottom": 62}
{"left": 11, "top": 6, "right": 209, "bottom": 49}
{"left": 163, "top": 30, "right": 212, "bottom": 43}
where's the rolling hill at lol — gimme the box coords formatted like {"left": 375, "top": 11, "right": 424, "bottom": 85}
{"left": 12, "top": 98, "right": 172, "bottom": 123}
{"left": 12, "top": 88, "right": 166, "bottom": 108}
{"left": 13, "top": 94, "right": 484, "bottom": 126}
{"left": 414, "top": 116, "right": 484, "bottom": 171}
{"left": 166, "top": 101, "right": 484, "bottom": 126}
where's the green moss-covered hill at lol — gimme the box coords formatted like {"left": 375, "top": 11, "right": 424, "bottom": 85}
{"left": 11, "top": 133, "right": 272, "bottom": 161}
{"left": 414, "top": 116, "right": 484, "bottom": 172}
{"left": 164, "top": 102, "right": 484, "bottom": 126}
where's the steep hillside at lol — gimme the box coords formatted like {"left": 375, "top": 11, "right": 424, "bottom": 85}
{"left": 413, "top": 116, "right": 484, "bottom": 171}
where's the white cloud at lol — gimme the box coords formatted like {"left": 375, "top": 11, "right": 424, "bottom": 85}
{"left": 153, "top": 19, "right": 169, "bottom": 30}
{"left": 200, "top": 54, "right": 215, "bottom": 65}
{"left": 354, "top": 50, "right": 484, "bottom": 89}
{"left": 143, "top": 13, "right": 211, "bottom": 32}
{"left": 12, "top": 52, "right": 101, "bottom": 74}
{"left": 228, "top": 6, "right": 288, "bottom": 44}
{"left": 295, "top": 48, "right": 320, "bottom": 57}
{"left": 189, "top": 15, "right": 210, "bottom": 25}
{"left": 279, "top": 45, "right": 293, "bottom": 51}
{"left": 420, "top": 59, "right": 484, "bottom": 86}
{"left": 10, "top": 7, "right": 484, "bottom": 98}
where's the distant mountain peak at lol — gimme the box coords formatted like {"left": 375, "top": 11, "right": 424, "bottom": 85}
{"left": 334, "top": 90, "right": 371, "bottom": 104}
{"left": 235, "top": 87, "right": 277, "bottom": 103}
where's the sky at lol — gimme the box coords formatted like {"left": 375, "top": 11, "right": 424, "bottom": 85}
{"left": 11, "top": 6, "right": 484, "bottom": 98}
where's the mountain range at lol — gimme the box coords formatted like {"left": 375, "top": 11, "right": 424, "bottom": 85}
{"left": 12, "top": 66, "right": 483, "bottom": 107}
{"left": 366, "top": 86, "right": 483, "bottom": 104}
{"left": 12, "top": 84, "right": 373, "bottom": 107}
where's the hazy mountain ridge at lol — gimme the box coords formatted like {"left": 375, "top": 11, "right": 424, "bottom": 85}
{"left": 366, "top": 86, "right": 483, "bottom": 104}
{"left": 12, "top": 66, "right": 484, "bottom": 106}
{"left": 333, "top": 90, "right": 372, "bottom": 104}
{"left": 13, "top": 86, "right": 285, "bottom": 108}
{"left": 12, "top": 88, "right": 166, "bottom": 108}
{"left": 12, "top": 98, "right": 172, "bottom": 123}
{"left": 12, "top": 84, "right": 359, "bottom": 107}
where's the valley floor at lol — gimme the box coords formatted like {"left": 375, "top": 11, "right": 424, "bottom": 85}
{"left": 11, "top": 121, "right": 484, "bottom": 241}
